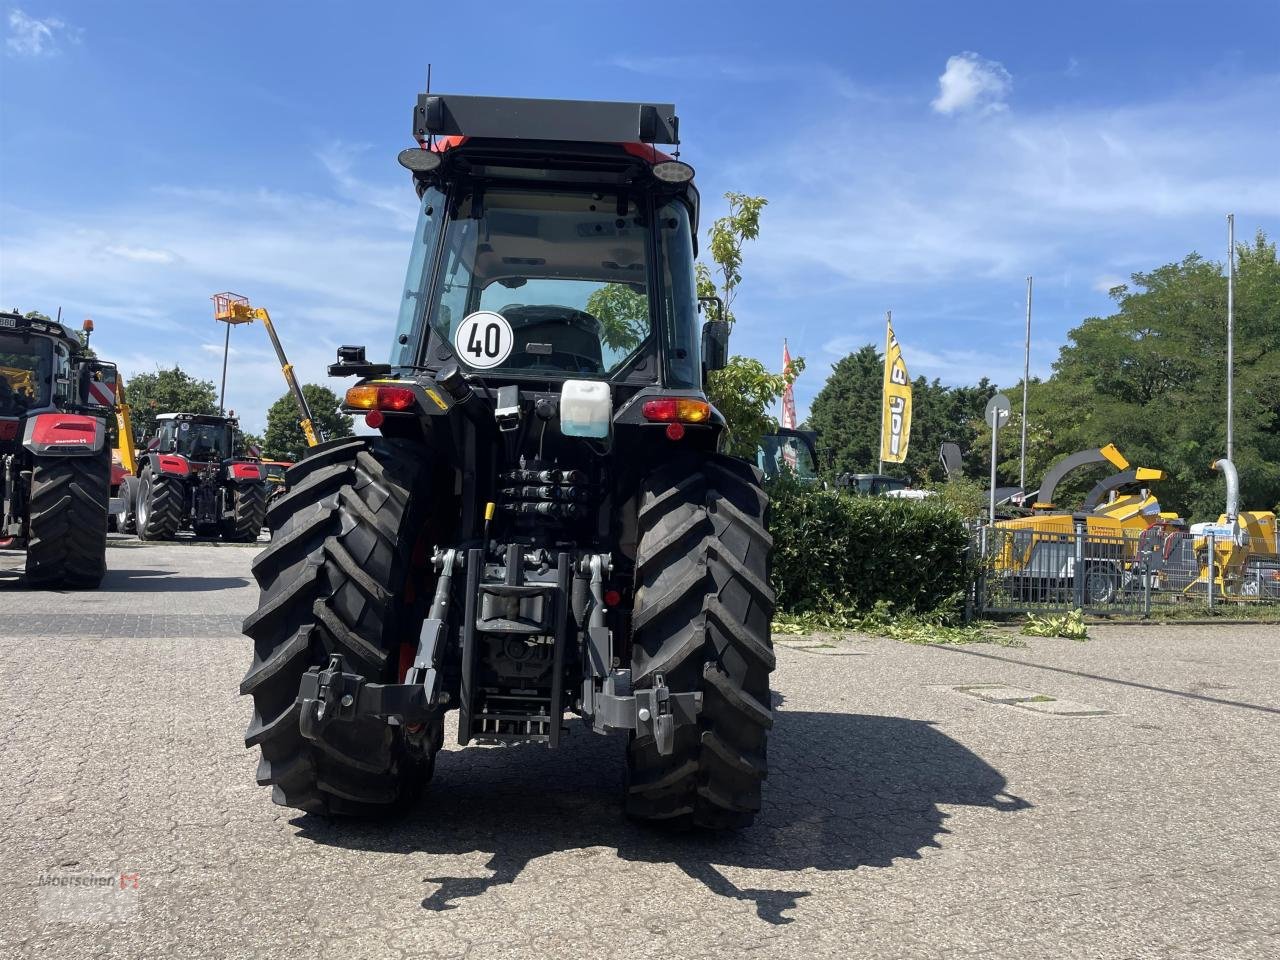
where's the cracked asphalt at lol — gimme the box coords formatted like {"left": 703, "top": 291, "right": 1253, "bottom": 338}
{"left": 2, "top": 537, "right": 1278, "bottom": 959}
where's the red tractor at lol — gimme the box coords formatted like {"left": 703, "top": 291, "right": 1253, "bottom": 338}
{"left": 129, "top": 412, "right": 268, "bottom": 541}
{"left": 1, "top": 311, "right": 116, "bottom": 588}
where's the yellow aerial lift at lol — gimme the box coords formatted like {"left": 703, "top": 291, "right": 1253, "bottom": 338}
{"left": 114, "top": 374, "right": 138, "bottom": 477}
{"left": 211, "top": 293, "right": 321, "bottom": 448}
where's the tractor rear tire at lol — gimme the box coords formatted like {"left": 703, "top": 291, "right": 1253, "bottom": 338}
{"left": 240, "top": 436, "right": 438, "bottom": 816}
{"left": 220, "top": 482, "right": 267, "bottom": 543}
{"left": 625, "top": 454, "right": 775, "bottom": 830}
{"left": 136, "top": 468, "right": 183, "bottom": 541}
{"left": 25, "top": 450, "right": 110, "bottom": 589}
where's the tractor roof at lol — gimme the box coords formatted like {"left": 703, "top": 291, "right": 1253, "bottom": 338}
{"left": 0, "top": 311, "right": 82, "bottom": 350}
{"left": 402, "top": 93, "right": 698, "bottom": 225}
{"left": 413, "top": 94, "right": 679, "bottom": 147}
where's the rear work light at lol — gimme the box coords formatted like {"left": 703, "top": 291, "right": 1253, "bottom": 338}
{"left": 345, "top": 384, "right": 417, "bottom": 412}
{"left": 397, "top": 148, "right": 443, "bottom": 173}
{"left": 641, "top": 397, "right": 711, "bottom": 424}
{"left": 651, "top": 160, "right": 695, "bottom": 183}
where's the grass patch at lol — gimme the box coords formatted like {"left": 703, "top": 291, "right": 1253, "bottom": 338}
{"left": 1022, "top": 609, "right": 1089, "bottom": 640}
{"left": 1137, "top": 603, "right": 1280, "bottom": 623}
{"left": 774, "top": 598, "right": 1026, "bottom": 648}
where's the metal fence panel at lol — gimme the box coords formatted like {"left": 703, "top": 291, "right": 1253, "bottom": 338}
{"left": 974, "top": 523, "right": 1279, "bottom": 618}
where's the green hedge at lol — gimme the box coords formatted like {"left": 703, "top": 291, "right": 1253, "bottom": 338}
{"left": 767, "top": 475, "right": 973, "bottom": 615}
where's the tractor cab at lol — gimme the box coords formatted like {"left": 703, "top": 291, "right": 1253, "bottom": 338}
{"left": 368, "top": 95, "right": 717, "bottom": 400}
{"left": 0, "top": 313, "right": 79, "bottom": 426}
{"left": 757, "top": 428, "right": 820, "bottom": 482}
{"left": 154, "top": 414, "right": 238, "bottom": 464}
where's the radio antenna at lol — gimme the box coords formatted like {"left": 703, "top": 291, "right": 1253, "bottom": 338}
{"left": 425, "top": 63, "right": 434, "bottom": 149}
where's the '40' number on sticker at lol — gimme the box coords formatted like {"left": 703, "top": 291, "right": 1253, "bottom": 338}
{"left": 468, "top": 322, "right": 502, "bottom": 360}
{"left": 454, "top": 312, "right": 512, "bottom": 369}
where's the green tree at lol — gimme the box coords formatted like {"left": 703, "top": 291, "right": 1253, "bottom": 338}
{"left": 125, "top": 366, "right": 219, "bottom": 441}
{"left": 807, "top": 345, "right": 992, "bottom": 483}
{"left": 694, "top": 192, "right": 803, "bottom": 457}
{"left": 262, "top": 384, "right": 353, "bottom": 461}
{"left": 807, "top": 345, "right": 883, "bottom": 477}
{"left": 1005, "top": 231, "right": 1280, "bottom": 519}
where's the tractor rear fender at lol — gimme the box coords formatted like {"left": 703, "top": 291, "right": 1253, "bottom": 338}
{"left": 226, "top": 462, "right": 266, "bottom": 483}
{"left": 22, "top": 413, "right": 106, "bottom": 457}
{"left": 140, "top": 452, "right": 191, "bottom": 477}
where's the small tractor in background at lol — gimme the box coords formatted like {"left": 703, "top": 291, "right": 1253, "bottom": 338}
{"left": 128, "top": 412, "right": 268, "bottom": 541}
{"left": 241, "top": 92, "right": 775, "bottom": 829}
{"left": 1, "top": 311, "right": 116, "bottom": 587}
{"left": 756, "top": 428, "right": 819, "bottom": 482}
{"left": 260, "top": 460, "right": 293, "bottom": 504}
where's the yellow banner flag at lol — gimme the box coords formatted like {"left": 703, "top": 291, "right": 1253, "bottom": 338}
{"left": 880, "top": 317, "right": 912, "bottom": 464}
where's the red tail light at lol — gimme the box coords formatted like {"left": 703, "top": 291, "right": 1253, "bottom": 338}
{"left": 641, "top": 397, "right": 711, "bottom": 424}
{"left": 345, "top": 384, "right": 417, "bottom": 412}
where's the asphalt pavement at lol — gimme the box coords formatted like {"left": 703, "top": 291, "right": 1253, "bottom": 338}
{"left": 1, "top": 536, "right": 1277, "bottom": 959}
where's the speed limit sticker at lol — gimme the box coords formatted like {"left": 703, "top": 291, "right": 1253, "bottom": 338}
{"left": 455, "top": 311, "right": 514, "bottom": 369}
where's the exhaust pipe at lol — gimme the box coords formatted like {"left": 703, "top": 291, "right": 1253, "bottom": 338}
{"left": 1211, "top": 458, "right": 1239, "bottom": 523}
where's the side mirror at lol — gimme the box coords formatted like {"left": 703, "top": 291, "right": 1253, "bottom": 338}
{"left": 701, "top": 319, "right": 730, "bottom": 374}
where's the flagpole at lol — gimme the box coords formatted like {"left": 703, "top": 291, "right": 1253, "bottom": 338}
{"left": 781, "top": 337, "right": 788, "bottom": 425}
{"left": 1226, "top": 214, "right": 1235, "bottom": 462}
{"left": 879, "top": 311, "right": 890, "bottom": 474}
{"left": 1019, "top": 276, "right": 1032, "bottom": 492}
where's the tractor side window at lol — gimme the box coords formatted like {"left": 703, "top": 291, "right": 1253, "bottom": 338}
{"left": 657, "top": 202, "right": 701, "bottom": 389}
{"left": 391, "top": 187, "right": 446, "bottom": 368}
{"left": 436, "top": 215, "right": 479, "bottom": 343}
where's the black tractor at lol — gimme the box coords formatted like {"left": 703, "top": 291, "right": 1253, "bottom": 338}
{"left": 241, "top": 94, "right": 775, "bottom": 829}
{"left": 1, "top": 311, "right": 116, "bottom": 587}
{"left": 130, "top": 412, "right": 268, "bottom": 542}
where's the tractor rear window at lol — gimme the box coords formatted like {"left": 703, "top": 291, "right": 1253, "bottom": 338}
{"left": 161, "top": 421, "right": 231, "bottom": 461}
{"left": 422, "top": 188, "right": 655, "bottom": 378}
{"left": 0, "top": 334, "right": 53, "bottom": 416}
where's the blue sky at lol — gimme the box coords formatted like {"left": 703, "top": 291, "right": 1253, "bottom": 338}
{"left": 2, "top": 1, "right": 1277, "bottom": 433}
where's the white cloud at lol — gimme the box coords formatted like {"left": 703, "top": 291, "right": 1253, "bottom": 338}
{"left": 316, "top": 141, "right": 415, "bottom": 227}
{"left": 0, "top": 169, "right": 415, "bottom": 433}
{"left": 103, "top": 244, "right": 178, "bottom": 265}
{"left": 1092, "top": 276, "right": 1127, "bottom": 293}
{"left": 735, "top": 81, "right": 1280, "bottom": 298}
{"left": 931, "top": 52, "right": 1012, "bottom": 115}
{"left": 5, "top": 9, "right": 78, "bottom": 56}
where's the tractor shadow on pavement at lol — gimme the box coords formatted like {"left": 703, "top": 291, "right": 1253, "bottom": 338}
{"left": 295, "top": 705, "right": 1029, "bottom": 925}
{"left": 99, "top": 568, "right": 251, "bottom": 592}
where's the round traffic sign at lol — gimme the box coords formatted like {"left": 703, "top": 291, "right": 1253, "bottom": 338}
{"left": 454, "top": 311, "right": 514, "bottom": 369}
{"left": 985, "top": 393, "right": 1012, "bottom": 429}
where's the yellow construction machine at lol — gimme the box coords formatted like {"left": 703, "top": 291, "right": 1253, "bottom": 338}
{"left": 991, "top": 443, "right": 1171, "bottom": 604}
{"left": 1182, "top": 460, "right": 1280, "bottom": 600}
